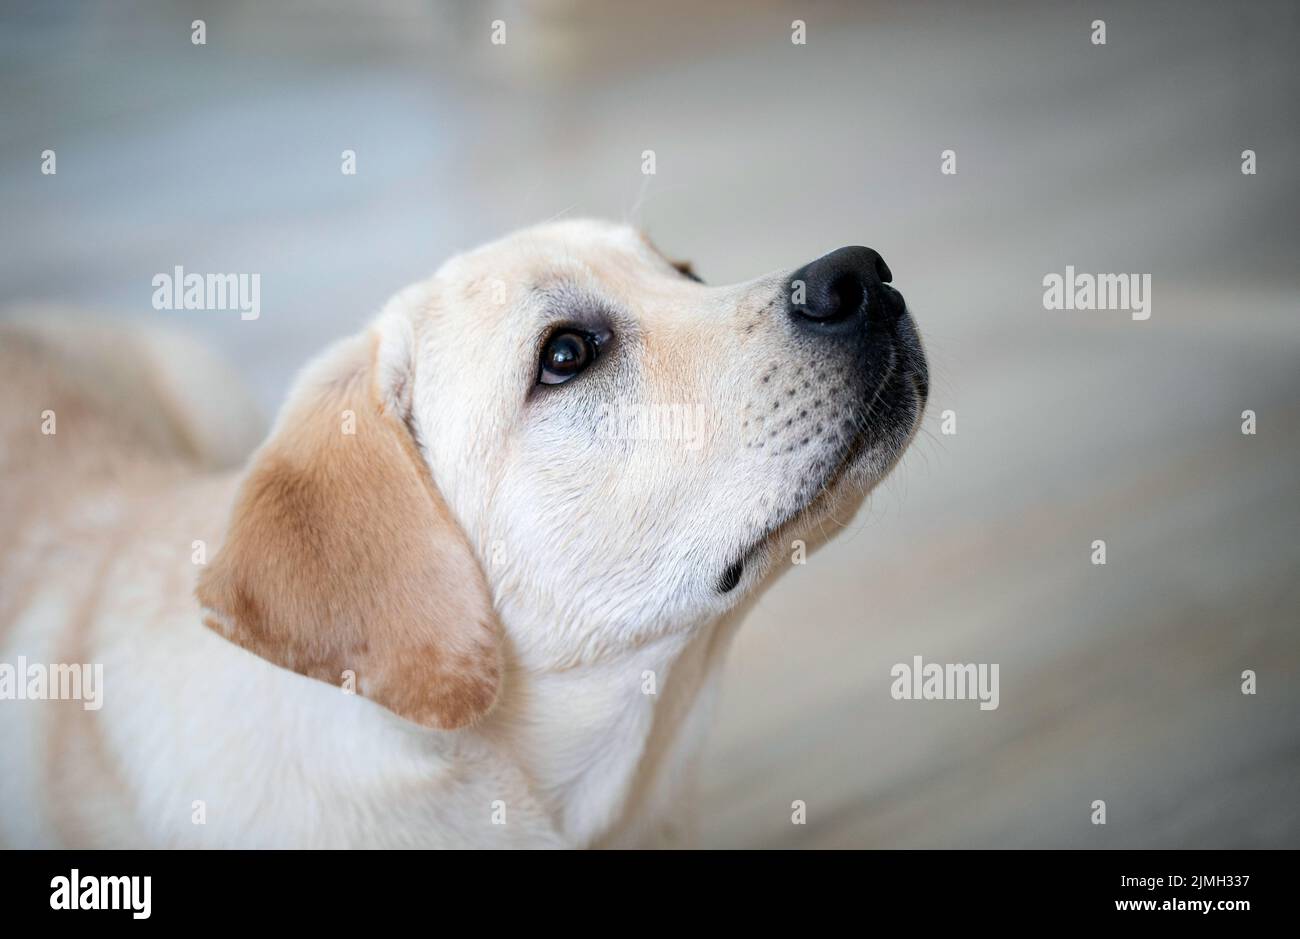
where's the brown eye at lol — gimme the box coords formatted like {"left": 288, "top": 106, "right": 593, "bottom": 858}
{"left": 539, "top": 330, "right": 597, "bottom": 385}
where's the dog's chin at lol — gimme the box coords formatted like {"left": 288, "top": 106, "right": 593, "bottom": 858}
{"left": 715, "top": 360, "right": 927, "bottom": 596}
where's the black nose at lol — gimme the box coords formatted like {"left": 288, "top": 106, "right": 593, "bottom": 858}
{"left": 787, "top": 246, "right": 898, "bottom": 333}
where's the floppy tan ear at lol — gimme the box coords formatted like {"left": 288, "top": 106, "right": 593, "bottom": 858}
{"left": 196, "top": 329, "right": 501, "bottom": 729}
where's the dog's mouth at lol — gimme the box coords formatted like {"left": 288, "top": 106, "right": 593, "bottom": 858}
{"left": 713, "top": 459, "right": 852, "bottom": 594}
{"left": 717, "top": 556, "right": 747, "bottom": 593}
{"left": 716, "top": 522, "right": 782, "bottom": 594}
{"left": 716, "top": 343, "right": 928, "bottom": 596}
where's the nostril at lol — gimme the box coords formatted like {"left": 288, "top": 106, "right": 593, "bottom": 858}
{"left": 787, "top": 245, "right": 895, "bottom": 332}
{"left": 826, "top": 273, "right": 864, "bottom": 322}
{"left": 792, "top": 271, "right": 867, "bottom": 325}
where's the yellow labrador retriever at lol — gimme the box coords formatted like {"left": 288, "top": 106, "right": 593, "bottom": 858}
{"left": 0, "top": 219, "right": 927, "bottom": 848}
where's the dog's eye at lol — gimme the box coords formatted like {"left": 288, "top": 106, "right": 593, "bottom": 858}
{"left": 538, "top": 330, "right": 598, "bottom": 385}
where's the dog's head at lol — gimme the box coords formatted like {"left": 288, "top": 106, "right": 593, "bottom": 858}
{"left": 198, "top": 219, "right": 926, "bottom": 727}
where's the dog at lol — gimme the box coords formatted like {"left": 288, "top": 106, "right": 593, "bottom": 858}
{"left": 0, "top": 219, "right": 927, "bottom": 847}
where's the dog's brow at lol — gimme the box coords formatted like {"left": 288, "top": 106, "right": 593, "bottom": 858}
{"left": 530, "top": 277, "right": 583, "bottom": 304}
{"left": 531, "top": 280, "right": 620, "bottom": 330}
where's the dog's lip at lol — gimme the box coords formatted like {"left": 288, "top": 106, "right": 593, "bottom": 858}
{"left": 716, "top": 509, "right": 798, "bottom": 594}
{"left": 715, "top": 407, "right": 873, "bottom": 594}
{"left": 716, "top": 537, "right": 763, "bottom": 594}
{"left": 716, "top": 336, "right": 927, "bottom": 595}
{"left": 717, "top": 556, "right": 746, "bottom": 593}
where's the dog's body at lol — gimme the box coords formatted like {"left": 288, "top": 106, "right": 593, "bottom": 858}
{"left": 0, "top": 220, "right": 926, "bottom": 848}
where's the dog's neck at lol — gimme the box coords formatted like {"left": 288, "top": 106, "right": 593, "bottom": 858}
{"left": 478, "top": 605, "right": 750, "bottom": 846}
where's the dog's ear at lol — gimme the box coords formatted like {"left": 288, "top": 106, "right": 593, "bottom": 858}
{"left": 196, "top": 325, "right": 501, "bottom": 729}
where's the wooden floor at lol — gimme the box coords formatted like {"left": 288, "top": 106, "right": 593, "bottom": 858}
{"left": 2, "top": 1, "right": 1296, "bottom": 846}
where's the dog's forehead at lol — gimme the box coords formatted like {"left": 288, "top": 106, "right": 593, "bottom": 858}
{"left": 449, "top": 219, "right": 662, "bottom": 285}
{"left": 514, "top": 218, "right": 652, "bottom": 257}
{"left": 420, "top": 219, "right": 715, "bottom": 374}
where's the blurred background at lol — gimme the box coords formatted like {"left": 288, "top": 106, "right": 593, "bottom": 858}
{"left": 2, "top": 0, "right": 1297, "bottom": 846}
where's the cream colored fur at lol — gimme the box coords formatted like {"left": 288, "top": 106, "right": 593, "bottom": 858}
{"left": 0, "top": 220, "right": 924, "bottom": 848}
